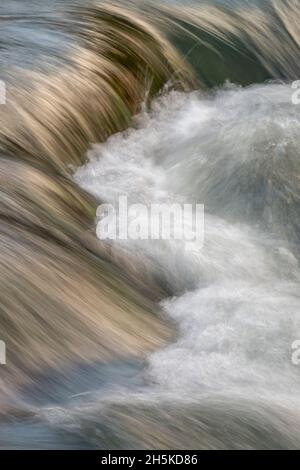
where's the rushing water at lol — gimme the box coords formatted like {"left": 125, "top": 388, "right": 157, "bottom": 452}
{"left": 5, "top": 82, "right": 300, "bottom": 449}
{"left": 74, "top": 84, "right": 300, "bottom": 447}
{"left": 2, "top": 0, "right": 300, "bottom": 449}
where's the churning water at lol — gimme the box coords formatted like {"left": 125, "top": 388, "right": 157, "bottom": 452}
{"left": 73, "top": 83, "right": 300, "bottom": 447}
{"left": 2, "top": 0, "right": 300, "bottom": 449}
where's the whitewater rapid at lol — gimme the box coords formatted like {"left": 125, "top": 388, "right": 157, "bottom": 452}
{"left": 75, "top": 82, "right": 300, "bottom": 404}
{"left": 7, "top": 81, "right": 297, "bottom": 449}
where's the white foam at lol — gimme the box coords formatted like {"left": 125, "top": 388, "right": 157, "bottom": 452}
{"left": 75, "top": 82, "right": 300, "bottom": 401}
